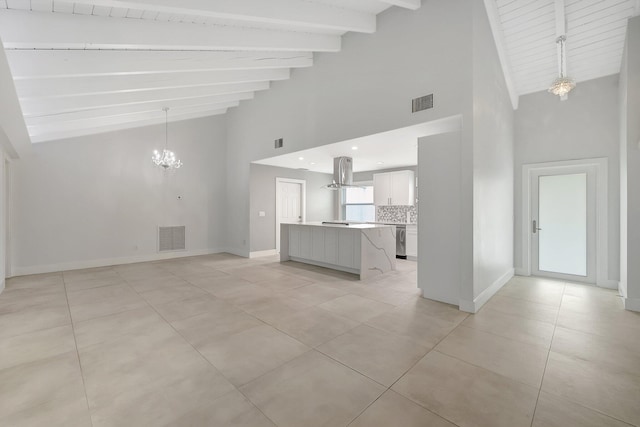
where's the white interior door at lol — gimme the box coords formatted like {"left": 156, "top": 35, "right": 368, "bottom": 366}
{"left": 531, "top": 166, "right": 596, "bottom": 283}
{"left": 276, "top": 178, "right": 305, "bottom": 253}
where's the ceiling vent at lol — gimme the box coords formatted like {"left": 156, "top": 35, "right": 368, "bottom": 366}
{"left": 158, "top": 226, "right": 186, "bottom": 252}
{"left": 412, "top": 94, "right": 434, "bottom": 113}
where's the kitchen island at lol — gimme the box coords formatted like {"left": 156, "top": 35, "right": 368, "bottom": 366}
{"left": 280, "top": 222, "right": 396, "bottom": 280}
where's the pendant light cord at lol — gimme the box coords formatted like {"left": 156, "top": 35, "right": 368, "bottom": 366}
{"left": 164, "top": 107, "right": 169, "bottom": 149}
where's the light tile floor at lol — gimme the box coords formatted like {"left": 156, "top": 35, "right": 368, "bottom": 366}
{"left": 1, "top": 254, "right": 639, "bottom": 427}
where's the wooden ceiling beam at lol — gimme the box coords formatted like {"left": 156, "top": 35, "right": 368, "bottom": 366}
{"left": 6, "top": 50, "right": 312, "bottom": 79}
{"left": 70, "top": 0, "right": 376, "bottom": 34}
{"left": 0, "top": 9, "right": 341, "bottom": 52}
{"left": 29, "top": 108, "right": 229, "bottom": 143}
{"left": 25, "top": 93, "right": 254, "bottom": 123}
{"left": 15, "top": 68, "right": 289, "bottom": 98}
{"left": 19, "top": 81, "right": 269, "bottom": 116}
{"left": 28, "top": 103, "right": 238, "bottom": 134}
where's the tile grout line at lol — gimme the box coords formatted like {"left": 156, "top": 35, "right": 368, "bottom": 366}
{"left": 528, "top": 281, "right": 565, "bottom": 427}
{"left": 114, "top": 268, "right": 282, "bottom": 427}
{"left": 341, "top": 308, "right": 470, "bottom": 427}
{"left": 61, "top": 274, "right": 95, "bottom": 427}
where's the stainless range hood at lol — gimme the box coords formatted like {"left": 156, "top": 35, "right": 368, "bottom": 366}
{"left": 325, "top": 156, "right": 361, "bottom": 190}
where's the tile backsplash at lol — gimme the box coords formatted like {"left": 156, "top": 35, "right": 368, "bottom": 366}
{"left": 376, "top": 205, "right": 417, "bottom": 224}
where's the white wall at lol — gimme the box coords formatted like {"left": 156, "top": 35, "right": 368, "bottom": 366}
{"left": 11, "top": 115, "right": 228, "bottom": 275}
{"left": 249, "top": 163, "right": 334, "bottom": 252}
{"left": 225, "top": 0, "right": 474, "bottom": 257}
{"left": 418, "top": 131, "right": 463, "bottom": 305}
{"left": 514, "top": 75, "right": 621, "bottom": 286}
{"left": 0, "top": 151, "right": 6, "bottom": 293}
{"left": 468, "top": 1, "right": 515, "bottom": 310}
{"left": 620, "top": 15, "right": 640, "bottom": 311}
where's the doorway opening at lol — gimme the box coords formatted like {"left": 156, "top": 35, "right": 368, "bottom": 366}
{"left": 275, "top": 178, "right": 306, "bottom": 253}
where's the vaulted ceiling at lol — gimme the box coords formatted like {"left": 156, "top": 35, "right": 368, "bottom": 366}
{"left": 0, "top": 0, "right": 419, "bottom": 143}
{"left": 0, "top": 0, "right": 638, "bottom": 144}
{"left": 486, "top": 0, "right": 639, "bottom": 107}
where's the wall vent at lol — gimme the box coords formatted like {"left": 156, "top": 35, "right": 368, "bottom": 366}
{"left": 412, "top": 94, "right": 434, "bottom": 113}
{"left": 158, "top": 226, "right": 186, "bottom": 252}
{"left": 274, "top": 138, "right": 283, "bottom": 149}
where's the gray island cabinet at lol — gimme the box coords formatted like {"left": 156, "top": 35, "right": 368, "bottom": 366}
{"left": 280, "top": 222, "right": 396, "bottom": 280}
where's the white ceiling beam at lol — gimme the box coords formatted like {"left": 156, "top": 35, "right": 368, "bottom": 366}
{"left": 70, "top": 0, "right": 376, "bottom": 33}
{"left": 0, "top": 9, "right": 341, "bottom": 52}
{"left": 15, "top": 68, "right": 290, "bottom": 98}
{"left": 25, "top": 93, "right": 254, "bottom": 123}
{"left": 373, "top": 0, "right": 421, "bottom": 11}
{"left": 20, "top": 81, "right": 269, "bottom": 116}
{"left": 29, "top": 108, "right": 229, "bottom": 143}
{"left": 27, "top": 103, "right": 238, "bottom": 133}
{"left": 6, "top": 50, "right": 313, "bottom": 79}
{"left": 483, "top": 0, "right": 520, "bottom": 109}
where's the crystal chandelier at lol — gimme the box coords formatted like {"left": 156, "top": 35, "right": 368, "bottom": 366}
{"left": 548, "top": 35, "right": 576, "bottom": 97}
{"left": 152, "top": 107, "right": 182, "bottom": 169}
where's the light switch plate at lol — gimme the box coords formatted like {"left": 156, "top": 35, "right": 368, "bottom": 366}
{"left": 259, "top": 211, "right": 266, "bottom": 217}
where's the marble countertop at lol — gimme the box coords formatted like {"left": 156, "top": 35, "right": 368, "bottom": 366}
{"left": 287, "top": 222, "right": 394, "bottom": 229}
{"left": 367, "top": 221, "right": 417, "bottom": 226}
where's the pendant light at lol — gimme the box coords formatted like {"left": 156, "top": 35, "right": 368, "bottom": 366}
{"left": 152, "top": 107, "right": 183, "bottom": 170}
{"left": 548, "top": 35, "right": 576, "bottom": 97}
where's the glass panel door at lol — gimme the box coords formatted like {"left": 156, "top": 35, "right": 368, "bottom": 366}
{"left": 538, "top": 173, "right": 587, "bottom": 276}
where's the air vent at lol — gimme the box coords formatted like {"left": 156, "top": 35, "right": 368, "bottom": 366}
{"left": 274, "top": 138, "right": 283, "bottom": 149}
{"left": 412, "top": 94, "right": 434, "bottom": 113}
{"left": 158, "top": 226, "right": 186, "bottom": 252}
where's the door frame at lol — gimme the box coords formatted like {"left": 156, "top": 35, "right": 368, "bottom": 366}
{"left": 521, "top": 158, "right": 609, "bottom": 287}
{"left": 275, "top": 177, "right": 306, "bottom": 253}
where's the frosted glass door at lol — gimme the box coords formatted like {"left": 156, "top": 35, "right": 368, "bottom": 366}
{"left": 538, "top": 173, "right": 587, "bottom": 276}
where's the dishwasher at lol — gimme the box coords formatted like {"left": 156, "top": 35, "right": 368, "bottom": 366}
{"left": 396, "top": 225, "right": 406, "bottom": 259}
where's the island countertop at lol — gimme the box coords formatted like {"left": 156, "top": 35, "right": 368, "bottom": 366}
{"left": 297, "top": 221, "right": 395, "bottom": 229}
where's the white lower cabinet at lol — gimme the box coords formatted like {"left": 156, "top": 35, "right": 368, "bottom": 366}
{"left": 324, "top": 228, "right": 338, "bottom": 264}
{"left": 289, "top": 226, "right": 300, "bottom": 257}
{"left": 406, "top": 225, "right": 418, "bottom": 258}
{"left": 289, "top": 225, "right": 359, "bottom": 268}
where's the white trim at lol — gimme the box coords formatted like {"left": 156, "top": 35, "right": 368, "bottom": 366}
{"left": 483, "top": 0, "right": 519, "bottom": 110}
{"left": 10, "top": 248, "right": 228, "bottom": 277}
{"left": 619, "top": 281, "right": 627, "bottom": 298}
{"left": 521, "top": 158, "right": 609, "bottom": 287}
{"left": 598, "top": 279, "right": 619, "bottom": 290}
{"left": 249, "top": 249, "right": 278, "bottom": 259}
{"left": 275, "top": 177, "right": 306, "bottom": 253}
{"left": 459, "top": 268, "right": 514, "bottom": 313}
{"left": 4, "top": 155, "right": 11, "bottom": 279}
{"left": 624, "top": 297, "right": 640, "bottom": 312}
{"left": 514, "top": 267, "right": 529, "bottom": 276}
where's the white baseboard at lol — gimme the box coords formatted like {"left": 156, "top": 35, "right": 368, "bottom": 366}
{"left": 249, "top": 249, "right": 277, "bottom": 259}
{"left": 597, "top": 279, "right": 619, "bottom": 290}
{"left": 624, "top": 297, "right": 640, "bottom": 312}
{"left": 459, "top": 268, "right": 515, "bottom": 314}
{"left": 619, "top": 281, "right": 627, "bottom": 298}
{"left": 10, "top": 248, "right": 229, "bottom": 277}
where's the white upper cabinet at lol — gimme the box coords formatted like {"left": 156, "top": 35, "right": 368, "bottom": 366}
{"left": 373, "top": 170, "right": 415, "bottom": 206}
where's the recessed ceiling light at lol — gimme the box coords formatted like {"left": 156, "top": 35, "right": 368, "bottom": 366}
{"left": 351, "top": 146, "right": 358, "bottom": 150}
{"left": 310, "top": 162, "right": 316, "bottom": 165}
{"left": 298, "top": 157, "right": 304, "bottom": 160}
{"left": 377, "top": 161, "right": 384, "bottom": 165}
